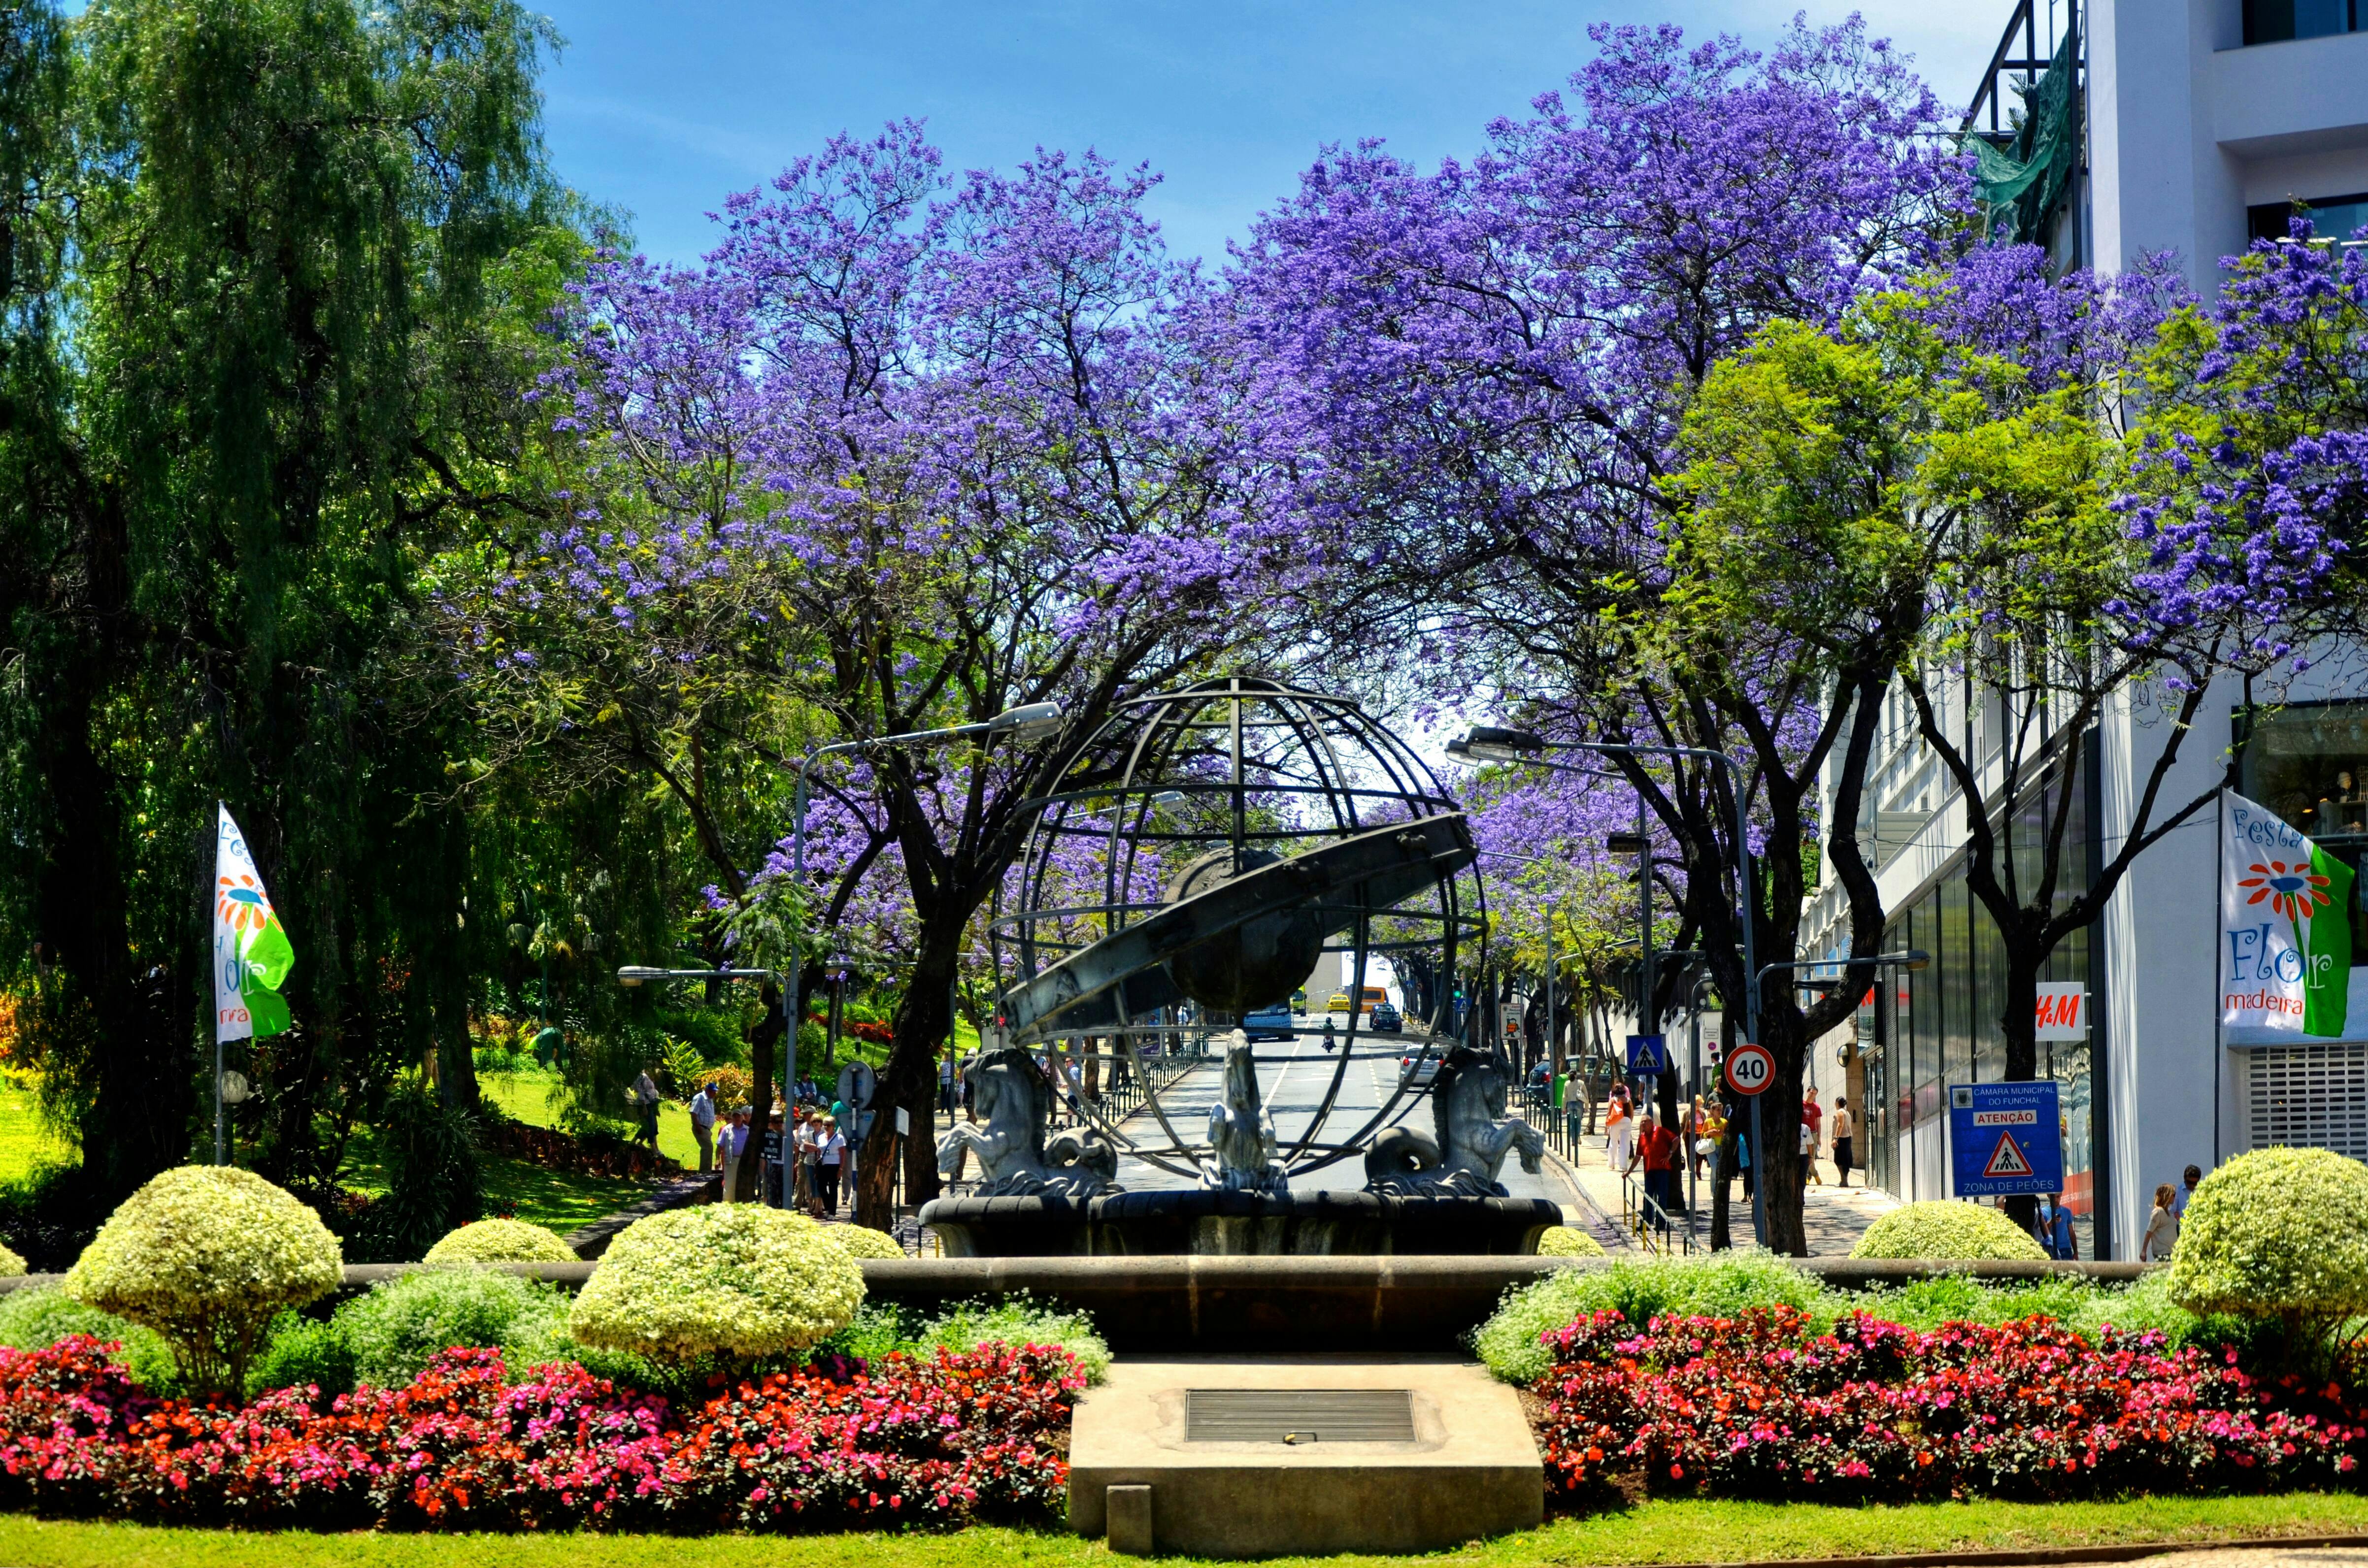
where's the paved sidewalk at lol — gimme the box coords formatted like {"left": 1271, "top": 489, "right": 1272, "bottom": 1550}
{"left": 1548, "top": 1120, "right": 1900, "bottom": 1257}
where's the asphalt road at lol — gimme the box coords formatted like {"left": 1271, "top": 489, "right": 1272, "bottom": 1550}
{"left": 1103, "top": 1013, "right": 1569, "bottom": 1205}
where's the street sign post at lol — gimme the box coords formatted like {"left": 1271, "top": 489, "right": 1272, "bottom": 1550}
{"left": 1626, "top": 1033, "right": 1668, "bottom": 1075}
{"left": 836, "top": 1061, "right": 876, "bottom": 1113}
{"left": 1722, "top": 1042, "right": 1773, "bottom": 1096}
{"left": 1948, "top": 1081, "right": 2064, "bottom": 1197}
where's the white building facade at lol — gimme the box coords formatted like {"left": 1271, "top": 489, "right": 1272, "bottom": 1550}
{"left": 1797, "top": 0, "right": 2368, "bottom": 1259}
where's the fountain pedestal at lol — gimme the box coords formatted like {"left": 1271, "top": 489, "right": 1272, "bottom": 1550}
{"left": 917, "top": 1190, "right": 1562, "bottom": 1257}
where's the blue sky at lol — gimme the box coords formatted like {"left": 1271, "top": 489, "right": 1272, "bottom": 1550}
{"left": 536, "top": 0, "right": 2005, "bottom": 271}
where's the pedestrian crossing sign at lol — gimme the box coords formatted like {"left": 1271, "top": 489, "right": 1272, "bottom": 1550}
{"left": 1981, "top": 1130, "right": 2034, "bottom": 1180}
{"left": 1948, "top": 1080, "right": 2063, "bottom": 1196}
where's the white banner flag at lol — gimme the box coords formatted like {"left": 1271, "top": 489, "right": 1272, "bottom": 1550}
{"left": 214, "top": 805, "right": 294, "bottom": 1043}
{"left": 2222, "top": 789, "right": 2354, "bottom": 1038}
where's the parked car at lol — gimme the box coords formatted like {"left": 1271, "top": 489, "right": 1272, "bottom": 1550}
{"left": 1369, "top": 1001, "right": 1401, "bottom": 1033}
{"left": 1399, "top": 1053, "right": 1440, "bottom": 1086}
{"left": 1243, "top": 1003, "right": 1295, "bottom": 1042}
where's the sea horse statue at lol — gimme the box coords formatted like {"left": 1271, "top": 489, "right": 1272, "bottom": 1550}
{"left": 1201, "top": 1030, "right": 1288, "bottom": 1195}
{"left": 1364, "top": 1044, "right": 1545, "bottom": 1197}
{"left": 935, "top": 1044, "right": 1119, "bottom": 1198}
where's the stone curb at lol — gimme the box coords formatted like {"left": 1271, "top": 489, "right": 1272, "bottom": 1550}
{"left": 1629, "top": 1535, "right": 2368, "bottom": 1568}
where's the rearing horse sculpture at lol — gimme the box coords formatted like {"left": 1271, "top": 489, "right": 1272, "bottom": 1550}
{"left": 1364, "top": 1044, "right": 1544, "bottom": 1197}
{"left": 935, "top": 1045, "right": 1119, "bottom": 1198}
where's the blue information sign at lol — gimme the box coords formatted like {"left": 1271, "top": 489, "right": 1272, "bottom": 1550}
{"left": 1626, "top": 1034, "right": 1668, "bottom": 1075}
{"left": 1948, "top": 1081, "right": 2064, "bottom": 1197}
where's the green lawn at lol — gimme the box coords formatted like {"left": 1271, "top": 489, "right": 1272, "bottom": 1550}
{"left": 337, "top": 1111, "right": 659, "bottom": 1237}
{"left": 0, "top": 1079, "right": 74, "bottom": 1186}
{"left": 0, "top": 1493, "right": 2361, "bottom": 1567}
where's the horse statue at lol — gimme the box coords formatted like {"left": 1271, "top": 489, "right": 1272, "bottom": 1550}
{"left": 1201, "top": 1030, "right": 1288, "bottom": 1195}
{"left": 1364, "top": 1044, "right": 1544, "bottom": 1197}
{"left": 935, "top": 1044, "right": 1119, "bottom": 1198}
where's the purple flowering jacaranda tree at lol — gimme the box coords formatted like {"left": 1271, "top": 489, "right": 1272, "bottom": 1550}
{"left": 1225, "top": 17, "right": 1964, "bottom": 1251}
{"left": 519, "top": 123, "right": 1300, "bottom": 1223}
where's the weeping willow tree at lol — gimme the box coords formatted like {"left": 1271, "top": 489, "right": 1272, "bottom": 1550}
{"left": 0, "top": 0, "right": 582, "bottom": 1207}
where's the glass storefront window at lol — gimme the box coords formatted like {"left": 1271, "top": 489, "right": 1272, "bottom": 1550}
{"left": 1873, "top": 754, "right": 2101, "bottom": 1250}
{"left": 2237, "top": 698, "right": 2368, "bottom": 966}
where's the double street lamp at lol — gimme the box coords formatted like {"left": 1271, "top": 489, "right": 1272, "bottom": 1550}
{"left": 615, "top": 699, "right": 1067, "bottom": 1207}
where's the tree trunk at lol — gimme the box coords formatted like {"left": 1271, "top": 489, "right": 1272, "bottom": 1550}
{"left": 858, "top": 930, "right": 962, "bottom": 1229}
{"left": 1758, "top": 1010, "right": 1809, "bottom": 1256}
{"left": 2000, "top": 950, "right": 2042, "bottom": 1236}
{"left": 44, "top": 687, "right": 190, "bottom": 1204}
{"left": 738, "top": 987, "right": 784, "bottom": 1203}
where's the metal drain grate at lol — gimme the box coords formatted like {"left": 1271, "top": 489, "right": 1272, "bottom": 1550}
{"left": 1184, "top": 1388, "right": 1416, "bottom": 1444}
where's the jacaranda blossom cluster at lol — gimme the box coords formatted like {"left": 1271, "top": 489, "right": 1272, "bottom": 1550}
{"left": 0, "top": 1337, "right": 1079, "bottom": 1531}
{"left": 1533, "top": 1307, "right": 2364, "bottom": 1506}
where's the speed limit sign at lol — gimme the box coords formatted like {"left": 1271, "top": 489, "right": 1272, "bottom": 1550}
{"left": 1723, "top": 1042, "right": 1774, "bottom": 1096}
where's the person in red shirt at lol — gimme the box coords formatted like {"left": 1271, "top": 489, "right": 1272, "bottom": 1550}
{"left": 1802, "top": 1086, "right": 1825, "bottom": 1187}
{"left": 1626, "top": 1109, "right": 1682, "bottom": 1236}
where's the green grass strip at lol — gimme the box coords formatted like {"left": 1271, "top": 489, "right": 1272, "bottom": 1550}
{"left": 3, "top": 1493, "right": 2366, "bottom": 1568}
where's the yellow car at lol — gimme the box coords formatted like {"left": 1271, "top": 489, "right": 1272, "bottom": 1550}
{"left": 1327, "top": 991, "right": 1352, "bottom": 1013}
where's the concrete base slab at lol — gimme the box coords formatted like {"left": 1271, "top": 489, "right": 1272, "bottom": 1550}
{"left": 1068, "top": 1353, "right": 1542, "bottom": 1557}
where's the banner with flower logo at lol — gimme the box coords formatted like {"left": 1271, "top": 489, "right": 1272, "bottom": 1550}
{"left": 214, "top": 804, "right": 294, "bottom": 1042}
{"left": 2223, "top": 789, "right": 2354, "bottom": 1038}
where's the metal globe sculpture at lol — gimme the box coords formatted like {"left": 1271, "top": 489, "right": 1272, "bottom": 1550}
{"left": 985, "top": 676, "right": 1486, "bottom": 1187}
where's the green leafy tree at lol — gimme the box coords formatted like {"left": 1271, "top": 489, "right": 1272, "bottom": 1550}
{"left": 0, "top": 0, "right": 573, "bottom": 1203}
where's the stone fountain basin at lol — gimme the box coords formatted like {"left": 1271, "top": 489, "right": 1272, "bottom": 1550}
{"left": 916, "top": 1190, "right": 1563, "bottom": 1257}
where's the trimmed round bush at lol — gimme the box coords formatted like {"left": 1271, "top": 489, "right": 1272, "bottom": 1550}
{"left": 423, "top": 1218, "right": 577, "bottom": 1266}
{"left": 570, "top": 1203, "right": 862, "bottom": 1366}
{"left": 1850, "top": 1200, "right": 2048, "bottom": 1262}
{"left": 0, "top": 1243, "right": 26, "bottom": 1277}
{"left": 65, "top": 1166, "right": 341, "bottom": 1395}
{"left": 336, "top": 1267, "right": 571, "bottom": 1388}
{"left": 823, "top": 1223, "right": 905, "bottom": 1261}
{"left": 2169, "top": 1147, "right": 2368, "bottom": 1359}
{"left": 1534, "top": 1225, "right": 1607, "bottom": 1258}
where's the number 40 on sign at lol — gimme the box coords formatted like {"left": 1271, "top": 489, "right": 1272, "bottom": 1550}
{"left": 1723, "top": 1042, "right": 1774, "bottom": 1096}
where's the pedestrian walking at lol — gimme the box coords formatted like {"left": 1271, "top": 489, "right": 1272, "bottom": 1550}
{"left": 718, "top": 1108, "right": 749, "bottom": 1201}
{"left": 1830, "top": 1096, "right": 1856, "bottom": 1187}
{"left": 2038, "top": 1191, "right": 2078, "bottom": 1260}
{"left": 631, "top": 1067, "right": 662, "bottom": 1149}
{"left": 2172, "top": 1164, "right": 2202, "bottom": 1218}
{"left": 793, "top": 1109, "right": 820, "bottom": 1211}
{"left": 2144, "top": 1182, "right": 2182, "bottom": 1261}
{"left": 1797, "top": 1114, "right": 1814, "bottom": 1194}
{"left": 817, "top": 1115, "right": 847, "bottom": 1213}
{"left": 1605, "top": 1083, "right": 1634, "bottom": 1174}
{"left": 1801, "top": 1087, "right": 1824, "bottom": 1186}
{"left": 1695, "top": 1098, "right": 1726, "bottom": 1180}
{"left": 1626, "top": 1108, "right": 1681, "bottom": 1236}
{"left": 689, "top": 1081, "right": 718, "bottom": 1173}
{"left": 939, "top": 1053, "right": 958, "bottom": 1116}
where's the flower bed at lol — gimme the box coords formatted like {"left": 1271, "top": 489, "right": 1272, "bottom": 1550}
{"left": 0, "top": 1337, "right": 1078, "bottom": 1531}
{"left": 1534, "top": 1306, "right": 2365, "bottom": 1507}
